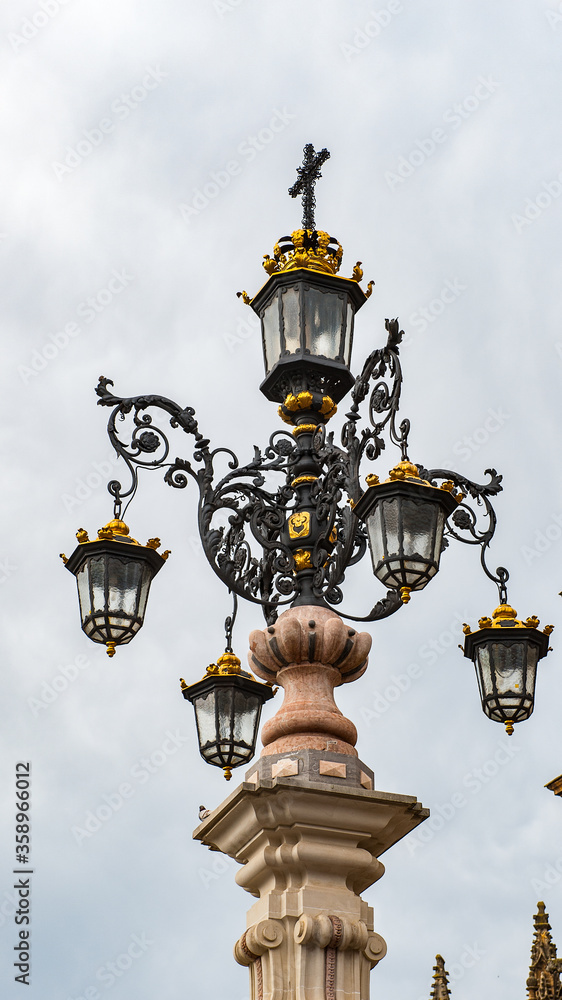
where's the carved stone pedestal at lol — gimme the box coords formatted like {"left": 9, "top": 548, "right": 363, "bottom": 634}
{"left": 195, "top": 769, "right": 427, "bottom": 1000}
{"left": 193, "top": 607, "right": 428, "bottom": 1000}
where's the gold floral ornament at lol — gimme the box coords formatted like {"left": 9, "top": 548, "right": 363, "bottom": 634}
{"left": 278, "top": 390, "right": 337, "bottom": 426}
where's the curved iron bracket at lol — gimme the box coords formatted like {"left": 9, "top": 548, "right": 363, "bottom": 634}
{"left": 419, "top": 464, "right": 509, "bottom": 604}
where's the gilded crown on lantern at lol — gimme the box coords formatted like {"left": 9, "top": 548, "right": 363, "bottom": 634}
{"left": 265, "top": 228, "right": 343, "bottom": 276}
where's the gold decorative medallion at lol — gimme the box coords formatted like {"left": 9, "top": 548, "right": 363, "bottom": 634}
{"left": 288, "top": 512, "right": 311, "bottom": 539}
{"left": 293, "top": 549, "right": 313, "bottom": 571}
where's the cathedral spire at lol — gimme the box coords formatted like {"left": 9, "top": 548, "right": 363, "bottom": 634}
{"left": 430, "top": 955, "right": 452, "bottom": 999}
{"left": 527, "top": 901, "right": 562, "bottom": 999}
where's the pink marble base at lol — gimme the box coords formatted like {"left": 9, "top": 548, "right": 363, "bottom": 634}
{"left": 248, "top": 606, "right": 371, "bottom": 757}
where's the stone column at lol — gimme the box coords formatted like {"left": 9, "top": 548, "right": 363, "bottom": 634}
{"left": 195, "top": 605, "right": 428, "bottom": 1000}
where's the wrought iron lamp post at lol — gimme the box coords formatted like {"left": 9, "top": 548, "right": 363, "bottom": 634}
{"left": 62, "top": 143, "right": 553, "bottom": 755}
{"left": 61, "top": 143, "right": 556, "bottom": 1000}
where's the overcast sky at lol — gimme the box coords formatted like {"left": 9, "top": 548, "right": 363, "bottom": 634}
{"left": 1, "top": 2, "right": 562, "bottom": 998}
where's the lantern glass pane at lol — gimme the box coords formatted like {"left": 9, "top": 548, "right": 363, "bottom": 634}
{"left": 76, "top": 563, "right": 92, "bottom": 621}
{"left": 366, "top": 495, "right": 447, "bottom": 592}
{"left": 89, "top": 556, "right": 106, "bottom": 613}
{"left": 402, "top": 499, "right": 441, "bottom": 560}
{"left": 304, "top": 288, "right": 343, "bottom": 360}
{"left": 194, "top": 690, "right": 218, "bottom": 746}
{"left": 477, "top": 641, "right": 538, "bottom": 697}
{"left": 262, "top": 297, "right": 281, "bottom": 373}
{"left": 137, "top": 567, "right": 152, "bottom": 619}
{"left": 216, "top": 686, "right": 235, "bottom": 740}
{"left": 281, "top": 286, "right": 301, "bottom": 355}
{"left": 233, "top": 690, "right": 259, "bottom": 744}
{"left": 474, "top": 639, "right": 539, "bottom": 723}
{"left": 108, "top": 556, "right": 142, "bottom": 615}
{"left": 366, "top": 503, "right": 384, "bottom": 565}
{"left": 344, "top": 303, "right": 354, "bottom": 366}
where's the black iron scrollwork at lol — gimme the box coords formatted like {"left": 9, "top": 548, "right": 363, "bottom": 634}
{"left": 340, "top": 317, "right": 409, "bottom": 503}
{"left": 417, "top": 465, "right": 509, "bottom": 604}
{"left": 95, "top": 306, "right": 507, "bottom": 625}
{"left": 96, "top": 377, "right": 296, "bottom": 621}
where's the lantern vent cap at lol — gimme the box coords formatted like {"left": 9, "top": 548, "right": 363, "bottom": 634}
{"left": 68, "top": 520, "right": 170, "bottom": 558}
{"left": 462, "top": 604, "right": 554, "bottom": 636}
{"left": 387, "top": 460, "right": 429, "bottom": 485}
{"left": 182, "top": 650, "right": 262, "bottom": 689}
{"left": 361, "top": 461, "right": 464, "bottom": 502}
{"left": 210, "top": 651, "right": 243, "bottom": 676}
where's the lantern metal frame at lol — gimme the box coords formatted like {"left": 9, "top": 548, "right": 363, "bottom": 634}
{"left": 353, "top": 471, "right": 461, "bottom": 601}
{"left": 181, "top": 670, "right": 275, "bottom": 779}
{"left": 252, "top": 265, "right": 366, "bottom": 405}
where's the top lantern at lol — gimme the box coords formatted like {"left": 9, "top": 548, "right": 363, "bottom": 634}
{"left": 245, "top": 229, "right": 372, "bottom": 404}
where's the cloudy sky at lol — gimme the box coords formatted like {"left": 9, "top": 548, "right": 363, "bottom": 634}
{"left": 1, "top": 1, "right": 562, "bottom": 998}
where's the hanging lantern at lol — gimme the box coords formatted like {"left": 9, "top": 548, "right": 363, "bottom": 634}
{"left": 61, "top": 519, "right": 170, "bottom": 657}
{"left": 462, "top": 605, "right": 554, "bottom": 734}
{"left": 181, "top": 652, "right": 275, "bottom": 780}
{"left": 353, "top": 461, "right": 462, "bottom": 604}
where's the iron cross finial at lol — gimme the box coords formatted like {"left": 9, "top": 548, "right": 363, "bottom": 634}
{"left": 288, "top": 143, "right": 330, "bottom": 232}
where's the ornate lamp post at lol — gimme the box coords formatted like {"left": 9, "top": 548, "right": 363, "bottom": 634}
{"left": 62, "top": 145, "right": 555, "bottom": 999}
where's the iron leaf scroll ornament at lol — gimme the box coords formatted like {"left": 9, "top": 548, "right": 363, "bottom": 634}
{"left": 417, "top": 465, "right": 510, "bottom": 604}
{"left": 95, "top": 376, "right": 297, "bottom": 622}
